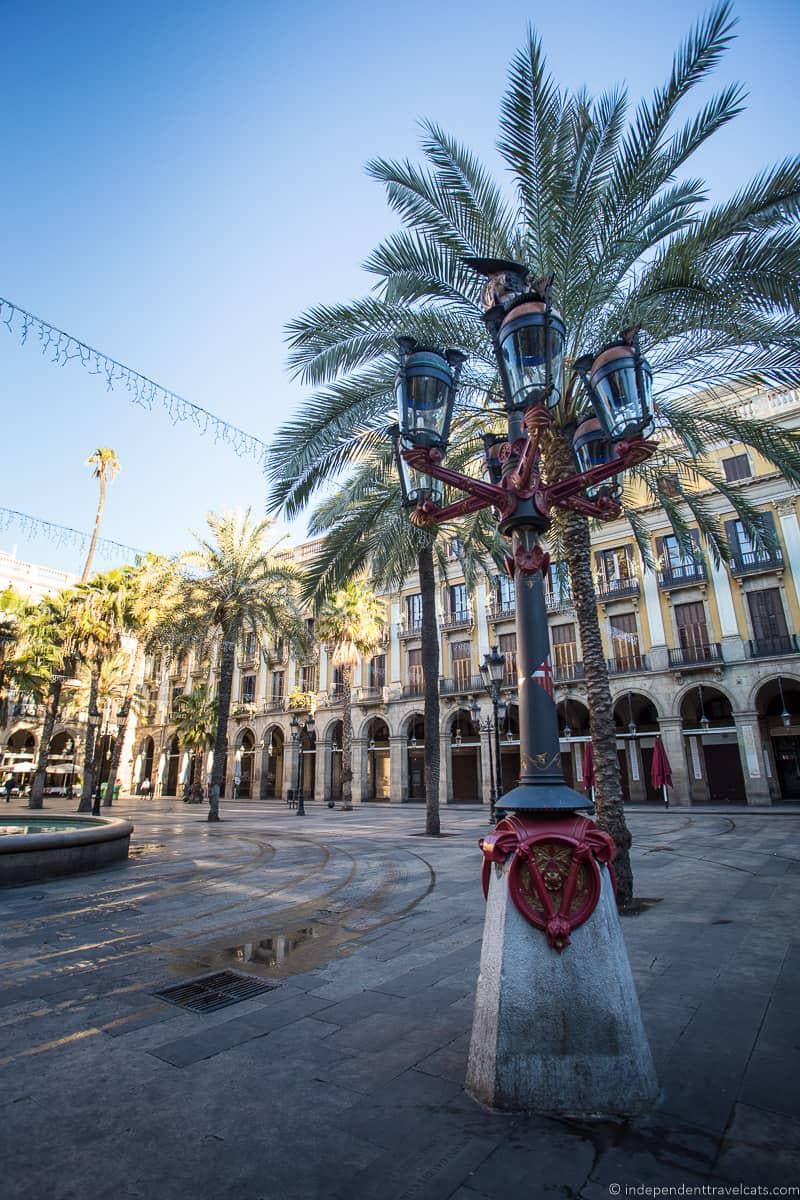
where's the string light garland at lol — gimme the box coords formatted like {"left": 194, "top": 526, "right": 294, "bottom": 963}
{"left": 0, "top": 296, "right": 269, "bottom": 465}
{"left": 0, "top": 508, "right": 144, "bottom": 565}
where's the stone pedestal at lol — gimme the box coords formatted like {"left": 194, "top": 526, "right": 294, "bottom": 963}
{"left": 466, "top": 859, "right": 658, "bottom": 1116}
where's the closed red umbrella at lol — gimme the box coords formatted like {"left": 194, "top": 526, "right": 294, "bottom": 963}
{"left": 651, "top": 736, "right": 673, "bottom": 809}
{"left": 582, "top": 741, "right": 595, "bottom": 801}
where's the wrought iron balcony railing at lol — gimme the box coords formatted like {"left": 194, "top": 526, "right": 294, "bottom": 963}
{"left": 545, "top": 590, "right": 575, "bottom": 613}
{"left": 440, "top": 673, "right": 484, "bottom": 696}
{"left": 438, "top": 608, "right": 474, "bottom": 631}
{"left": 658, "top": 561, "right": 707, "bottom": 588}
{"left": 596, "top": 578, "right": 640, "bottom": 601}
{"left": 398, "top": 620, "right": 423, "bottom": 639}
{"left": 553, "top": 661, "right": 585, "bottom": 683}
{"left": 487, "top": 599, "right": 516, "bottom": 621}
{"left": 607, "top": 653, "right": 648, "bottom": 675}
{"left": 667, "top": 643, "right": 723, "bottom": 668}
{"left": 749, "top": 634, "right": 800, "bottom": 657}
{"left": 263, "top": 698, "right": 285, "bottom": 713}
{"left": 402, "top": 681, "right": 425, "bottom": 698}
{"left": 358, "top": 686, "right": 385, "bottom": 704}
{"left": 729, "top": 548, "right": 784, "bottom": 576}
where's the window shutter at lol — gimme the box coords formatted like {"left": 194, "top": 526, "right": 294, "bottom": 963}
{"left": 655, "top": 536, "right": 665, "bottom": 568}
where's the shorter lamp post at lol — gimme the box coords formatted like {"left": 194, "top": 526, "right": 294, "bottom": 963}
{"left": 479, "top": 646, "right": 508, "bottom": 823}
{"left": 290, "top": 712, "right": 315, "bottom": 816}
{"left": 92, "top": 707, "right": 124, "bottom": 816}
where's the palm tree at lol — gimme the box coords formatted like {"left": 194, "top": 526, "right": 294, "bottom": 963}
{"left": 12, "top": 590, "right": 80, "bottom": 809}
{"left": 0, "top": 587, "right": 27, "bottom": 726}
{"left": 315, "top": 581, "right": 386, "bottom": 810}
{"left": 269, "top": 5, "right": 800, "bottom": 903}
{"left": 172, "top": 686, "right": 218, "bottom": 794}
{"left": 175, "top": 509, "right": 306, "bottom": 821}
{"left": 81, "top": 448, "right": 121, "bottom": 583}
{"left": 298, "top": 454, "right": 501, "bottom": 832}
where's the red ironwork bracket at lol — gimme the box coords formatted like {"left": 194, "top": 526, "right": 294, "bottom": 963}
{"left": 401, "top": 434, "right": 658, "bottom": 528}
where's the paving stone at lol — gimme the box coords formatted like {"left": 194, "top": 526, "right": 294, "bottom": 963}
{"left": 715, "top": 1102, "right": 800, "bottom": 1186}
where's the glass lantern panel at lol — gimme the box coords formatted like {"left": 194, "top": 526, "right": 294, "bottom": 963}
{"left": 501, "top": 322, "right": 564, "bottom": 409}
{"left": 407, "top": 374, "right": 450, "bottom": 443}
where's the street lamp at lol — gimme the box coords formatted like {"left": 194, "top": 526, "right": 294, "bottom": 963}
{"left": 290, "top": 712, "right": 315, "bottom": 816}
{"left": 391, "top": 261, "right": 659, "bottom": 1117}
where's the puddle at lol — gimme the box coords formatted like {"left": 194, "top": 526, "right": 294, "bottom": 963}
{"left": 177, "top": 919, "right": 365, "bottom": 980}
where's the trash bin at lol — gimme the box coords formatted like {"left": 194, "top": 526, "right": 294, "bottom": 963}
{"left": 113, "top": 784, "right": 120, "bottom": 802}
{"left": 100, "top": 782, "right": 107, "bottom": 800}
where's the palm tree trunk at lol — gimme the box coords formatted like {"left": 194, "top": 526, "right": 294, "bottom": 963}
{"left": 419, "top": 539, "right": 441, "bottom": 836}
{"left": 78, "top": 671, "right": 99, "bottom": 812}
{"left": 101, "top": 643, "right": 143, "bottom": 805}
{"left": 341, "top": 665, "right": 353, "bottom": 809}
{"left": 81, "top": 474, "right": 106, "bottom": 584}
{"left": 29, "top": 681, "right": 62, "bottom": 809}
{"left": 562, "top": 508, "right": 634, "bottom": 906}
{"left": 208, "top": 627, "right": 236, "bottom": 821}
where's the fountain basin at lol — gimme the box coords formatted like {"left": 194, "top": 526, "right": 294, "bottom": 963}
{"left": 0, "top": 815, "right": 134, "bottom": 885}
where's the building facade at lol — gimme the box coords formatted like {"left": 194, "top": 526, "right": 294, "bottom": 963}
{"left": 5, "top": 388, "right": 800, "bottom": 808}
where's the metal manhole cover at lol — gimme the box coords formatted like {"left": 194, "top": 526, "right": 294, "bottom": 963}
{"left": 155, "top": 970, "right": 277, "bottom": 1013}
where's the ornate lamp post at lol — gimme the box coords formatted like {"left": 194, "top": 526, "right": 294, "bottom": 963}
{"left": 290, "top": 712, "right": 315, "bottom": 816}
{"left": 391, "top": 261, "right": 659, "bottom": 1117}
{"left": 477, "top": 646, "right": 508, "bottom": 823}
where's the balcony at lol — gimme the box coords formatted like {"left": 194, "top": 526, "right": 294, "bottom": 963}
{"left": 545, "top": 590, "right": 574, "bottom": 614}
{"left": 263, "top": 698, "right": 285, "bottom": 713}
{"left": 658, "top": 561, "right": 707, "bottom": 588}
{"left": 402, "top": 681, "right": 425, "bottom": 698}
{"left": 264, "top": 648, "right": 288, "bottom": 667}
{"left": 358, "top": 686, "right": 385, "bottom": 705}
{"left": 553, "top": 661, "right": 585, "bottom": 683}
{"left": 232, "top": 703, "right": 256, "bottom": 720}
{"left": 607, "top": 654, "right": 649, "bottom": 675}
{"left": 668, "top": 643, "right": 723, "bottom": 668}
{"left": 596, "top": 578, "right": 640, "bottom": 601}
{"left": 729, "top": 548, "right": 784, "bottom": 576}
{"left": 488, "top": 599, "right": 516, "bottom": 622}
{"left": 440, "top": 674, "right": 484, "bottom": 696}
{"left": 398, "top": 620, "right": 423, "bottom": 640}
{"left": 749, "top": 634, "right": 800, "bottom": 658}
{"left": 439, "top": 608, "right": 474, "bottom": 632}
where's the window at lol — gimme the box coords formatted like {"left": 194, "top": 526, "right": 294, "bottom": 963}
{"left": 446, "top": 538, "right": 463, "bottom": 559}
{"left": 546, "top": 562, "right": 572, "bottom": 603}
{"left": 747, "top": 588, "right": 788, "bottom": 641}
{"left": 331, "top": 666, "right": 344, "bottom": 698}
{"left": 448, "top": 583, "right": 468, "bottom": 619}
{"left": 599, "top": 547, "right": 632, "bottom": 584}
{"left": 243, "top": 632, "right": 257, "bottom": 659}
{"left": 498, "top": 632, "right": 517, "bottom": 685}
{"left": 610, "top": 613, "right": 640, "bottom": 668}
{"left": 495, "top": 573, "right": 515, "bottom": 611}
{"left": 368, "top": 655, "right": 385, "bottom": 689}
{"left": 405, "top": 593, "right": 423, "bottom": 631}
{"left": 170, "top": 684, "right": 184, "bottom": 712}
{"left": 408, "top": 648, "right": 423, "bottom": 693}
{"left": 726, "top": 512, "right": 778, "bottom": 564}
{"left": 675, "top": 602, "right": 710, "bottom": 657}
{"left": 299, "top": 664, "right": 317, "bottom": 693}
{"left": 723, "top": 454, "right": 751, "bottom": 482}
{"left": 271, "top": 672, "right": 284, "bottom": 701}
{"left": 451, "top": 640, "right": 472, "bottom": 687}
{"left": 551, "top": 623, "right": 578, "bottom": 672}
{"left": 241, "top": 675, "right": 256, "bottom": 704}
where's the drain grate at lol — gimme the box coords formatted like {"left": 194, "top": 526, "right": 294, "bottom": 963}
{"left": 155, "top": 970, "right": 277, "bottom": 1013}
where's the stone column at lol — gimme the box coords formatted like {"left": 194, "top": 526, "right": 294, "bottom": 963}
{"left": 475, "top": 581, "right": 491, "bottom": 660}
{"left": 479, "top": 719, "right": 493, "bottom": 809}
{"left": 440, "top": 731, "right": 451, "bottom": 807}
{"left": 709, "top": 557, "right": 744, "bottom": 660}
{"left": 389, "top": 734, "right": 403, "bottom": 803}
{"left": 734, "top": 710, "right": 772, "bottom": 806}
{"left": 319, "top": 645, "right": 329, "bottom": 694}
{"left": 642, "top": 569, "right": 667, "bottom": 673}
{"left": 625, "top": 737, "right": 646, "bottom": 803}
{"left": 657, "top": 717, "right": 692, "bottom": 806}
{"left": 779, "top": 502, "right": 800, "bottom": 613}
{"left": 314, "top": 740, "right": 327, "bottom": 804}
{"left": 351, "top": 737, "right": 364, "bottom": 805}
{"left": 390, "top": 601, "right": 401, "bottom": 685}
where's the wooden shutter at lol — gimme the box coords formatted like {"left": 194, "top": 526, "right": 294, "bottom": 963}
{"left": 675, "top": 601, "right": 709, "bottom": 654}
{"left": 747, "top": 589, "right": 788, "bottom": 640}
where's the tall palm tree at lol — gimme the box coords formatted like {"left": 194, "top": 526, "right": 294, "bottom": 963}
{"left": 172, "top": 685, "right": 218, "bottom": 794}
{"left": 0, "top": 587, "right": 27, "bottom": 726}
{"left": 299, "top": 453, "right": 502, "bottom": 832}
{"left": 174, "top": 509, "right": 306, "bottom": 821}
{"left": 81, "top": 447, "right": 121, "bottom": 583}
{"left": 315, "top": 581, "right": 386, "bottom": 810}
{"left": 268, "top": 5, "right": 800, "bottom": 903}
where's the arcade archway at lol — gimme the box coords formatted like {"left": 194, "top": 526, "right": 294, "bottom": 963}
{"left": 450, "top": 708, "right": 481, "bottom": 804}
{"left": 364, "top": 717, "right": 390, "bottom": 802}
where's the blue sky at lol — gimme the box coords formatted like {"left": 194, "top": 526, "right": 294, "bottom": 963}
{"left": 1, "top": 0, "right": 797, "bottom": 574}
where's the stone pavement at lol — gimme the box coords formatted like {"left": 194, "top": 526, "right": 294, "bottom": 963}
{"left": 1, "top": 797, "right": 798, "bottom": 1199}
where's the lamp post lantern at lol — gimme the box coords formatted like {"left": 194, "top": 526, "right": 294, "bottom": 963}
{"left": 290, "top": 712, "right": 315, "bottom": 816}
{"left": 391, "top": 263, "right": 658, "bottom": 1117}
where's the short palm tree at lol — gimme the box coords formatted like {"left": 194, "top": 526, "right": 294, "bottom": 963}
{"left": 172, "top": 685, "right": 218, "bottom": 791}
{"left": 270, "top": 5, "right": 800, "bottom": 903}
{"left": 0, "top": 587, "right": 27, "bottom": 726}
{"left": 175, "top": 509, "right": 306, "bottom": 821}
{"left": 315, "top": 581, "right": 386, "bottom": 810}
{"left": 81, "top": 447, "right": 121, "bottom": 583}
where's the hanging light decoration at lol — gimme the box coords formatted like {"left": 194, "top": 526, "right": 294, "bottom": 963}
{"left": 698, "top": 685, "right": 710, "bottom": 732}
{"left": 778, "top": 677, "right": 792, "bottom": 728}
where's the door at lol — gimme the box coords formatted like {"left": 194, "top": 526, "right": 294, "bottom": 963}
{"left": 747, "top": 588, "right": 789, "bottom": 653}
{"left": 702, "top": 743, "right": 746, "bottom": 803}
{"left": 772, "top": 736, "right": 800, "bottom": 799}
{"left": 675, "top": 601, "right": 710, "bottom": 659}
{"left": 610, "top": 613, "right": 640, "bottom": 671}
{"left": 451, "top": 748, "right": 481, "bottom": 802}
